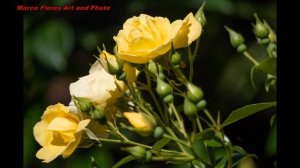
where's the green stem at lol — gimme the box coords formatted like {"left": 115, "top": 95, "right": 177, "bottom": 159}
{"left": 187, "top": 46, "right": 194, "bottom": 82}
{"left": 204, "top": 109, "right": 217, "bottom": 126}
{"left": 163, "top": 134, "right": 190, "bottom": 147}
{"left": 243, "top": 51, "right": 259, "bottom": 66}
{"left": 196, "top": 113, "right": 204, "bottom": 132}
{"left": 193, "top": 38, "right": 200, "bottom": 58}
{"left": 145, "top": 73, "right": 164, "bottom": 120}
{"left": 170, "top": 103, "right": 189, "bottom": 139}
{"left": 152, "top": 155, "right": 194, "bottom": 162}
{"left": 98, "top": 137, "right": 183, "bottom": 155}
{"left": 166, "top": 127, "right": 189, "bottom": 153}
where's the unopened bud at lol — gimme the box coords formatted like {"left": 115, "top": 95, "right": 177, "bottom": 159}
{"left": 122, "top": 146, "right": 146, "bottom": 161}
{"left": 171, "top": 51, "right": 182, "bottom": 68}
{"left": 259, "top": 38, "right": 270, "bottom": 45}
{"left": 184, "top": 98, "right": 198, "bottom": 118}
{"left": 265, "top": 21, "right": 277, "bottom": 43}
{"left": 195, "top": 2, "right": 207, "bottom": 26}
{"left": 73, "top": 97, "right": 92, "bottom": 113}
{"left": 225, "top": 26, "right": 245, "bottom": 48}
{"left": 156, "top": 78, "right": 172, "bottom": 98}
{"left": 148, "top": 60, "right": 164, "bottom": 78}
{"left": 253, "top": 14, "right": 270, "bottom": 39}
{"left": 153, "top": 126, "right": 164, "bottom": 138}
{"left": 163, "top": 94, "right": 174, "bottom": 103}
{"left": 237, "top": 44, "right": 247, "bottom": 53}
{"left": 196, "top": 100, "right": 207, "bottom": 111}
{"left": 89, "top": 107, "right": 106, "bottom": 124}
{"left": 187, "top": 82, "right": 204, "bottom": 102}
{"left": 100, "top": 50, "right": 123, "bottom": 75}
{"left": 124, "top": 112, "right": 156, "bottom": 136}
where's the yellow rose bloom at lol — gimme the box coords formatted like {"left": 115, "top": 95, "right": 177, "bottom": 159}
{"left": 113, "top": 14, "right": 174, "bottom": 64}
{"left": 171, "top": 13, "right": 202, "bottom": 49}
{"left": 124, "top": 112, "right": 156, "bottom": 136}
{"left": 69, "top": 61, "right": 127, "bottom": 109}
{"left": 33, "top": 103, "right": 90, "bottom": 163}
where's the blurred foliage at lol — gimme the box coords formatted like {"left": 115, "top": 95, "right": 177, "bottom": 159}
{"left": 23, "top": 0, "right": 276, "bottom": 167}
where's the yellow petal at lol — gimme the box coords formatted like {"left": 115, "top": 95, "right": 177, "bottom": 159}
{"left": 70, "top": 65, "right": 126, "bottom": 107}
{"left": 124, "top": 112, "right": 149, "bottom": 129}
{"left": 62, "top": 132, "right": 83, "bottom": 158}
{"left": 172, "top": 21, "right": 189, "bottom": 49}
{"left": 171, "top": 20, "right": 183, "bottom": 39}
{"left": 47, "top": 117, "right": 78, "bottom": 132}
{"left": 185, "top": 13, "right": 202, "bottom": 45}
{"left": 42, "top": 103, "right": 79, "bottom": 123}
{"left": 119, "top": 53, "right": 150, "bottom": 64}
{"left": 123, "top": 63, "right": 138, "bottom": 82}
{"left": 148, "top": 41, "right": 171, "bottom": 58}
{"left": 129, "top": 37, "right": 158, "bottom": 51}
{"left": 36, "top": 145, "right": 66, "bottom": 163}
{"left": 33, "top": 120, "right": 53, "bottom": 146}
{"left": 76, "top": 119, "right": 90, "bottom": 132}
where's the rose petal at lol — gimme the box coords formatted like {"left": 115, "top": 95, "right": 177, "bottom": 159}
{"left": 47, "top": 117, "right": 77, "bottom": 131}
{"left": 33, "top": 120, "right": 53, "bottom": 146}
{"left": 185, "top": 13, "right": 202, "bottom": 45}
{"left": 76, "top": 119, "right": 90, "bottom": 132}
{"left": 62, "top": 132, "right": 83, "bottom": 158}
{"left": 36, "top": 145, "right": 66, "bottom": 163}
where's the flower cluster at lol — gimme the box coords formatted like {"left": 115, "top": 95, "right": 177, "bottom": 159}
{"left": 33, "top": 4, "right": 276, "bottom": 167}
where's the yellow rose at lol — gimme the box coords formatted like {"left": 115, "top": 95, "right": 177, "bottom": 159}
{"left": 113, "top": 14, "right": 174, "bottom": 64}
{"left": 124, "top": 112, "right": 156, "bottom": 136}
{"left": 69, "top": 61, "right": 128, "bottom": 109}
{"left": 171, "top": 13, "right": 202, "bottom": 49}
{"left": 33, "top": 103, "right": 90, "bottom": 163}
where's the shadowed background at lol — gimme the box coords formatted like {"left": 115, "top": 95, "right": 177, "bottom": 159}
{"left": 23, "top": 0, "right": 276, "bottom": 167}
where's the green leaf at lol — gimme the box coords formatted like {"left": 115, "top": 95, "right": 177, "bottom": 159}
{"left": 250, "top": 65, "right": 257, "bottom": 89}
{"left": 214, "top": 147, "right": 227, "bottom": 160}
{"left": 192, "top": 160, "right": 205, "bottom": 168}
{"left": 255, "top": 57, "right": 277, "bottom": 76}
{"left": 112, "top": 155, "right": 135, "bottom": 168}
{"left": 194, "top": 128, "right": 214, "bottom": 140}
{"left": 204, "top": 139, "right": 223, "bottom": 147}
{"left": 152, "top": 138, "right": 171, "bottom": 153}
{"left": 265, "top": 75, "right": 276, "bottom": 92}
{"left": 215, "top": 156, "right": 228, "bottom": 168}
{"left": 232, "top": 146, "right": 247, "bottom": 155}
{"left": 84, "top": 128, "right": 100, "bottom": 143}
{"left": 222, "top": 102, "right": 276, "bottom": 127}
{"left": 192, "top": 139, "right": 210, "bottom": 164}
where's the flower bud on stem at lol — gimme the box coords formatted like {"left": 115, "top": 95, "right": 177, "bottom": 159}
{"left": 195, "top": 2, "right": 207, "bottom": 27}
{"left": 225, "top": 26, "right": 247, "bottom": 53}
{"left": 73, "top": 96, "right": 92, "bottom": 113}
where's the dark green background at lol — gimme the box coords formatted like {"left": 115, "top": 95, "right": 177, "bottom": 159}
{"left": 23, "top": 0, "right": 276, "bottom": 167}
